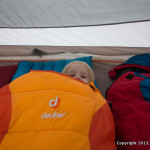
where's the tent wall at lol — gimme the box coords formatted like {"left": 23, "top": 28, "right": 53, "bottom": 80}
{"left": 0, "top": 0, "right": 150, "bottom": 28}
{"left": 0, "top": 22, "right": 150, "bottom": 47}
{"left": 1, "top": 46, "right": 150, "bottom": 56}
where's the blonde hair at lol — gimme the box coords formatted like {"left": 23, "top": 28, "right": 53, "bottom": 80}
{"left": 62, "top": 61, "right": 95, "bottom": 82}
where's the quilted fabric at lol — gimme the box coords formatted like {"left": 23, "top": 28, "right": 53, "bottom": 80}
{"left": 0, "top": 71, "right": 116, "bottom": 150}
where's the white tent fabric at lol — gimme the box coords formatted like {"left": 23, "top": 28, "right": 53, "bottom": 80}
{"left": 0, "top": 0, "right": 150, "bottom": 28}
{"left": 0, "top": 21, "right": 150, "bottom": 47}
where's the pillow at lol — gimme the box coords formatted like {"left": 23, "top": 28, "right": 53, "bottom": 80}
{"left": 0, "top": 65, "right": 18, "bottom": 88}
{"left": 12, "top": 56, "right": 97, "bottom": 86}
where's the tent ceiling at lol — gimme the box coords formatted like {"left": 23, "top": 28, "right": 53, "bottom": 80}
{"left": 0, "top": 0, "right": 150, "bottom": 28}
{"left": 0, "top": 22, "right": 150, "bottom": 47}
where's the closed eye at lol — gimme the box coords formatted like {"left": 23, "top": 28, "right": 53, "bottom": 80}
{"left": 81, "top": 76, "right": 86, "bottom": 78}
{"left": 70, "top": 74, "right": 75, "bottom": 77}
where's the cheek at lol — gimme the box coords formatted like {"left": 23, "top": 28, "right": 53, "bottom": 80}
{"left": 82, "top": 78, "right": 89, "bottom": 84}
{"left": 86, "top": 78, "right": 90, "bottom": 84}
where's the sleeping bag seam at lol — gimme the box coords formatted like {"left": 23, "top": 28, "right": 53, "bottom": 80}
{"left": 7, "top": 129, "right": 89, "bottom": 137}
{"left": 10, "top": 89, "right": 99, "bottom": 102}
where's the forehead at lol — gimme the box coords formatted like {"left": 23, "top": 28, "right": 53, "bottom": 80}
{"left": 68, "top": 62, "right": 88, "bottom": 72}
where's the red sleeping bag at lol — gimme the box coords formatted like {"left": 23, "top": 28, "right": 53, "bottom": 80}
{"left": 106, "top": 72, "right": 150, "bottom": 150}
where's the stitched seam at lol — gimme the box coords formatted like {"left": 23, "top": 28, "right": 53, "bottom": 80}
{"left": 8, "top": 128, "right": 88, "bottom": 137}
{"left": 10, "top": 89, "right": 99, "bottom": 103}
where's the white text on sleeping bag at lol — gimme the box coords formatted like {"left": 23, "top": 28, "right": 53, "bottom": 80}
{"left": 41, "top": 96, "right": 66, "bottom": 119}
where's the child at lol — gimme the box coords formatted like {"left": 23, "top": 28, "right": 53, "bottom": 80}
{"left": 62, "top": 61, "right": 95, "bottom": 84}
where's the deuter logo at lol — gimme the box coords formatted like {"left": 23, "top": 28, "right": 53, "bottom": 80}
{"left": 41, "top": 112, "right": 66, "bottom": 119}
{"left": 49, "top": 96, "right": 60, "bottom": 108}
{"left": 41, "top": 96, "right": 66, "bottom": 119}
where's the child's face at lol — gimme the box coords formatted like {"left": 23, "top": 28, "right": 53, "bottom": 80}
{"left": 66, "top": 63, "right": 90, "bottom": 84}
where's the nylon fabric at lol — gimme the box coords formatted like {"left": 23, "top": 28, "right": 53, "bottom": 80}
{"left": 0, "top": 71, "right": 115, "bottom": 150}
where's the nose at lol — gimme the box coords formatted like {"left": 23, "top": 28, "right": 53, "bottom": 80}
{"left": 74, "top": 75, "right": 81, "bottom": 80}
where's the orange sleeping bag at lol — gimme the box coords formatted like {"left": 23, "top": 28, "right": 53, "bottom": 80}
{"left": 0, "top": 71, "right": 116, "bottom": 150}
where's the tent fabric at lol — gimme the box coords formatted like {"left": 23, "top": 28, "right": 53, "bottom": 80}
{"left": 0, "top": 46, "right": 150, "bottom": 57}
{"left": 0, "top": 22, "right": 150, "bottom": 47}
{"left": 0, "top": 0, "right": 150, "bottom": 28}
